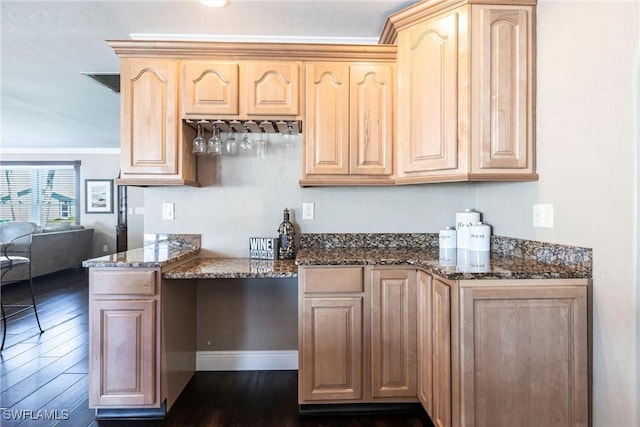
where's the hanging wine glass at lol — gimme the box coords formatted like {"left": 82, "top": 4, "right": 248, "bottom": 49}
{"left": 255, "top": 138, "right": 267, "bottom": 159}
{"left": 207, "top": 125, "right": 223, "bottom": 156}
{"left": 224, "top": 134, "right": 238, "bottom": 155}
{"left": 281, "top": 122, "right": 298, "bottom": 147}
{"left": 192, "top": 122, "right": 206, "bottom": 155}
{"left": 239, "top": 128, "right": 254, "bottom": 155}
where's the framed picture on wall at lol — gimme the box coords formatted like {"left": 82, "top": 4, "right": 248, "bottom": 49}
{"left": 85, "top": 179, "right": 114, "bottom": 214}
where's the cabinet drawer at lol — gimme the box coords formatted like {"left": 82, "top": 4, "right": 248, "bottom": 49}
{"left": 302, "top": 267, "right": 364, "bottom": 293}
{"left": 91, "top": 269, "right": 158, "bottom": 295}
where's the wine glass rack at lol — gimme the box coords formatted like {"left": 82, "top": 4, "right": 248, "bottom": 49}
{"left": 184, "top": 119, "right": 301, "bottom": 134}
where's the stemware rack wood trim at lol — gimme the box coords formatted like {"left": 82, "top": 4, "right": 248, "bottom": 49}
{"left": 184, "top": 119, "right": 302, "bottom": 135}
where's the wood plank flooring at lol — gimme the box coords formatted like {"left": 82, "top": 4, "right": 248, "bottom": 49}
{"left": 0, "top": 269, "right": 433, "bottom": 427}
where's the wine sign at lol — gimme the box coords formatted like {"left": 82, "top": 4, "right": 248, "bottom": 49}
{"left": 249, "top": 237, "right": 278, "bottom": 259}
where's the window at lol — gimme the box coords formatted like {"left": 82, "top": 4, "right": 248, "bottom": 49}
{"left": 0, "top": 161, "right": 81, "bottom": 226}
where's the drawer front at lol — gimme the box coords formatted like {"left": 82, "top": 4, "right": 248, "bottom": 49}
{"left": 91, "top": 269, "right": 158, "bottom": 295}
{"left": 302, "top": 267, "right": 364, "bottom": 293}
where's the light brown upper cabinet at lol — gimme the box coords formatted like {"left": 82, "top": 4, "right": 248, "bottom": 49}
{"left": 118, "top": 58, "right": 198, "bottom": 187}
{"left": 301, "top": 62, "right": 394, "bottom": 186}
{"left": 182, "top": 61, "right": 300, "bottom": 119}
{"left": 383, "top": 0, "right": 537, "bottom": 183}
{"left": 182, "top": 61, "right": 240, "bottom": 117}
{"left": 243, "top": 62, "right": 300, "bottom": 117}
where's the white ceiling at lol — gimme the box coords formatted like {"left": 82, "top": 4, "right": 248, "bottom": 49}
{"left": 0, "top": 0, "right": 414, "bottom": 150}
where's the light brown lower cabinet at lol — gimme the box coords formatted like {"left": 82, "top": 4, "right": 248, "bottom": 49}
{"left": 370, "top": 269, "right": 417, "bottom": 398}
{"left": 89, "top": 267, "right": 196, "bottom": 412}
{"left": 298, "top": 266, "right": 418, "bottom": 404}
{"left": 301, "top": 266, "right": 590, "bottom": 426}
{"left": 417, "top": 271, "right": 590, "bottom": 427}
{"left": 458, "top": 282, "right": 590, "bottom": 427}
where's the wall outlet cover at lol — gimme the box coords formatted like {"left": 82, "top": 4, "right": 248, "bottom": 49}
{"left": 302, "top": 202, "right": 314, "bottom": 220}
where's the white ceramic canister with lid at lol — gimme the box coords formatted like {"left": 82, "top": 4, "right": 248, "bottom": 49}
{"left": 468, "top": 222, "right": 491, "bottom": 252}
{"left": 438, "top": 227, "right": 457, "bottom": 249}
{"left": 455, "top": 209, "right": 480, "bottom": 249}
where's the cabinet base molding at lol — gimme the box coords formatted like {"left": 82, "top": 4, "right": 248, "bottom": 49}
{"left": 95, "top": 401, "right": 166, "bottom": 420}
{"left": 196, "top": 350, "right": 298, "bottom": 371}
{"left": 299, "top": 403, "right": 423, "bottom": 416}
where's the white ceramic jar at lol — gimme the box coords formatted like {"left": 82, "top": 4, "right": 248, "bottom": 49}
{"left": 468, "top": 222, "right": 491, "bottom": 252}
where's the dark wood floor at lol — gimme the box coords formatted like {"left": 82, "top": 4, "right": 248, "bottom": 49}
{"left": 0, "top": 269, "right": 433, "bottom": 427}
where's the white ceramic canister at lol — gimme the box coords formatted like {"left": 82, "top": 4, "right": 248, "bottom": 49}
{"left": 438, "top": 227, "right": 457, "bottom": 249}
{"left": 469, "top": 250, "right": 491, "bottom": 272}
{"left": 456, "top": 248, "right": 471, "bottom": 273}
{"left": 455, "top": 209, "right": 480, "bottom": 249}
{"left": 439, "top": 247, "right": 457, "bottom": 267}
{"left": 468, "top": 222, "right": 491, "bottom": 252}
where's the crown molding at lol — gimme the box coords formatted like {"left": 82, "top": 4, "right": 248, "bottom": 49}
{"left": 0, "top": 147, "right": 121, "bottom": 155}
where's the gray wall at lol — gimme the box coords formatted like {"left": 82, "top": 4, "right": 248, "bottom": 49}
{"left": 146, "top": 1, "right": 640, "bottom": 425}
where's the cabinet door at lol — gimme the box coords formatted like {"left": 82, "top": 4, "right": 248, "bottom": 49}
{"left": 121, "top": 59, "right": 179, "bottom": 176}
{"left": 370, "top": 270, "right": 417, "bottom": 398}
{"left": 304, "top": 63, "right": 350, "bottom": 175}
{"left": 350, "top": 65, "right": 393, "bottom": 176}
{"left": 300, "top": 297, "right": 363, "bottom": 401}
{"left": 417, "top": 271, "right": 433, "bottom": 414}
{"left": 182, "top": 61, "right": 239, "bottom": 117}
{"left": 396, "top": 12, "right": 459, "bottom": 176}
{"left": 242, "top": 62, "right": 300, "bottom": 116}
{"left": 89, "top": 298, "right": 158, "bottom": 407}
{"left": 470, "top": 5, "right": 535, "bottom": 175}
{"left": 459, "top": 286, "right": 588, "bottom": 427}
{"left": 432, "top": 278, "right": 451, "bottom": 427}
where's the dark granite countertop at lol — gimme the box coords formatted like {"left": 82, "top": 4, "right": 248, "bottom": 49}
{"left": 295, "top": 233, "right": 592, "bottom": 281}
{"left": 83, "top": 232, "right": 592, "bottom": 281}
{"left": 163, "top": 258, "right": 298, "bottom": 279}
{"left": 82, "top": 234, "right": 201, "bottom": 268}
{"left": 295, "top": 246, "right": 591, "bottom": 280}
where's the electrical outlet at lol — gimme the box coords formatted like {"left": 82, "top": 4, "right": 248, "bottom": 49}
{"left": 533, "top": 204, "right": 554, "bottom": 228}
{"left": 162, "top": 202, "right": 175, "bottom": 220}
{"left": 102, "top": 245, "right": 109, "bottom": 253}
{"left": 302, "top": 202, "right": 314, "bottom": 220}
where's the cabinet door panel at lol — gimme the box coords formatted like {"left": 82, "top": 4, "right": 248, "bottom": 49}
{"left": 301, "top": 297, "right": 363, "bottom": 401}
{"left": 304, "top": 63, "right": 350, "bottom": 175}
{"left": 397, "top": 13, "right": 458, "bottom": 175}
{"left": 121, "top": 59, "right": 178, "bottom": 175}
{"left": 460, "top": 286, "right": 588, "bottom": 427}
{"left": 432, "top": 279, "right": 451, "bottom": 427}
{"left": 183, "top": 61, "right": 239, "bottom": 116}
{"left": 90, "top": 299, "right": 157, "bottom": 407}
{"left": 417, "top": 271, "right": 433, "bottom": 414}
{"left": 350, "top": 65, "right": 393, "bottom": 176}
{"left": 471, "top": 6, "right": 533, "bottom": 172}
{"left": 370, "top": 270, "right": 417, "bottom": 398}
{"left": 243, "top": 62, "right": 299, "bottom": 116}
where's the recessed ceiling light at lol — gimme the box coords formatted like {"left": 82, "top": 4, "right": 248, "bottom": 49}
{"left": 200, "top": 0, "right": 228, "bottom": 6}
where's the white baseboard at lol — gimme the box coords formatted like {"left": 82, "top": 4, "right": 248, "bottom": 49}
{"left": 196, "top": 350, "right": 298, "bottom": 371}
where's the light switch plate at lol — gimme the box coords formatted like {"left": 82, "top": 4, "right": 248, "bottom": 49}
{"left": 162, "top": 202, "right": 175, "bottom": 220}
{"left": 302, "top": 202, "right": 314, "bottom": 220}
{"left": 533, "top": 204, "right": 553, "bottom": 228}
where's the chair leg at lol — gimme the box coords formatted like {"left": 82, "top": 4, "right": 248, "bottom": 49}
{"left": 28, "top": 276, "right": 44, "bottom": 334}
{"left": 1, "top": 301, "right": 7, "bottom": 352}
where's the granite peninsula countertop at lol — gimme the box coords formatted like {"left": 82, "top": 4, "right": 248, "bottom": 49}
{"left": 82, "top": 234, "right": 201, "bottom": 268}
